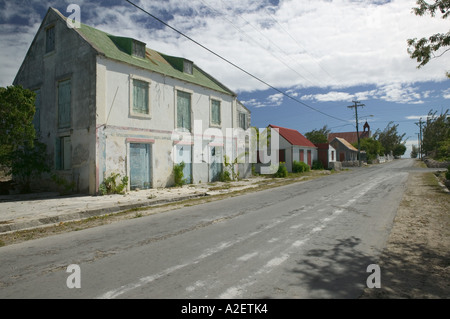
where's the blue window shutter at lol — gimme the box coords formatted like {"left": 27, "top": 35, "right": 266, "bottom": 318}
{"left": 177, "top": 91, "right": 191, "bottom": 131}
{"left": 58, "top": 80, "right": 71, "bottom": 128}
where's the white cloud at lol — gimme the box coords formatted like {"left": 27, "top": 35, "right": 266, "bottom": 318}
{"left": 405, "top": 115, "right": 429, "bottom": 120}
{"left": 301, "top": 91, "right": 355, "bottom": 102}
{"left": 300, "top": 83, "right": 428, "bottom": 104}
{"left": 443, "top": 88, "right": 450, "bottom": 99}
{"left": 1, "top": 0, "right": 449, "bottom": 92}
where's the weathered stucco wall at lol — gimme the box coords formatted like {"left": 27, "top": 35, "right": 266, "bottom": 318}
{"left": 14, "top": 9, "right": 97, "bottom": 194}
{"left": 95, "top": 57, "right": 240, "bottom": 190}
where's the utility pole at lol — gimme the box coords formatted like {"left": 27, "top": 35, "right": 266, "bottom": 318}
{"left": 415, "top": 117, "right": 423, "bottom": 159}
{"left": 347, "top": 100, "right": 365, "bottom": 167}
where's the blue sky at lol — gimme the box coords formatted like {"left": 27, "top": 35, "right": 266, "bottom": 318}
{"left": 1, "top": 0, "right": 449, "bottom": 157}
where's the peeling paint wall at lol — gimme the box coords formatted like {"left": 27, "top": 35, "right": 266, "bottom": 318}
{"left": 13, "top": 9, "right": 97, "bottom": 194}
{"left": 96, "top": 57, "right": 242, "bottom": 190}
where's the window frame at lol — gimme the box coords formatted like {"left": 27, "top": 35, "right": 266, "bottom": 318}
{"left": 175, "top": 88, "right": 193, "bottom": 132}
{"left": 55, "top": 135, "right": 71, "bottom": 170}
{"left": 210, "top": 98, "right": 221, "bottom": 127}
{"left": 239, "top": 112, "right": 248, "bottom": 130}
{"left": 45, "top": 25, "right": 55, "bottom": 54}
{"left": 129, "top": 75, "right": 151, "bottom": 118}
{"left": 57, "top": 79, "right": 71, "bottom": 129}
{"left": 183, "top": 60, "right": 193, "bottom": 75}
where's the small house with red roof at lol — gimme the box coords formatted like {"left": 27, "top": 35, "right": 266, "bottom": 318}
{"left": 266, "top": 124, "right": 318, "bottom": 172}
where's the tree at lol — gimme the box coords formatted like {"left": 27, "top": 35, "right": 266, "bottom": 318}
{"left": 411, "top": 145, "right": 419, "bottom": 158}
{"left": 354, "top": 137, "right": 384, "bottom": 162}
{"left": 407, "top": 0, "right": 450, "bottom": 78}
{"left": 373, "top": 122, "right": 407, "bottom": 156}
{"left": 10, "top": 141, "right": 51, "bottom": 193}
{"left": 393, "top": 144, "right": 407, "bottom": 157}
{"left": 422, "top": 109, "right": 450, "bottom": 160}
{"left": 0, "top": 85, "right": 36, "bottom": 167}
{"left": 305, "top": 125, "right": 331, "bottom": 144}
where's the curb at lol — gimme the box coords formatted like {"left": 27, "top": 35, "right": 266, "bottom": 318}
{"left": 0, "top": 192, "right": 209, "bottom": 234}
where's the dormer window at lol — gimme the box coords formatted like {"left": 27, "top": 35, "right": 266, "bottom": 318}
{"left": 183, "top": 60, "right": 193, "bottom": 75}
{"left": 132, "top": 40, "right": 146, "bottom": 59}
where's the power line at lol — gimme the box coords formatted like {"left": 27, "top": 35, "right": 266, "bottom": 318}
{"left": 124, "top": 0, "right": 348, "bottom": 123}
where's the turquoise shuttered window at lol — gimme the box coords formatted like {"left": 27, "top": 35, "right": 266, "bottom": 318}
{"left": 55, "top": 136, "right": 71, "bottom": 170}
{"left": 239, "top": 112, "right": 247, "bottom": 130}
{"left": 211, "top": 100, "right": 221, "bottom": 126}
{"left": 58, "top": 80, "right": 71, "bottom": 129}
{"left": 46, "top": 26, "right": 55, "bottom": 53}
{"left": 177, "top": 90, "right": 191, "bottom": 131}
{"left": 132, "top": 79, "right": 149, "bottom": 114}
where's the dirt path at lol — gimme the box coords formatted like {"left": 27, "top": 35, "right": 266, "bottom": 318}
{"left": 361, "top": 166, "right": 450, "bottom": 298}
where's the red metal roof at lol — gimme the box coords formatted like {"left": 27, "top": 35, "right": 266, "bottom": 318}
{"left": 327, "top": 131, "right": 370, "bottom": 144}
{"left": 269, "top": 124, "right": 316, "bottom": 148}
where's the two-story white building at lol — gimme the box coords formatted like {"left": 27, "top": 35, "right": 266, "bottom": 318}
{"left": 13, "top": 7, "right": 251, "bottom": 195}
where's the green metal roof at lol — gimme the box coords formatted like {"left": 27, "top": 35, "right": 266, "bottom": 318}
{"left": 75, "top": 22, "right": 235, "bottom": 96}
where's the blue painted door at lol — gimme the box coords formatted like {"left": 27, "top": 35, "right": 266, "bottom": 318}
{"left": 209, "top": 146, "right": 222, "bottom": 182}
{"left": 130, "top": 143, "right": 151, "bottom": 190}
{"left": 176, "top": 145, "right": 192, "bottom": 184}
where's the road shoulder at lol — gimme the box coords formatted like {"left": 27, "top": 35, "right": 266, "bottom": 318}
{"left": 360, "top": 168, "right": 450, "bottom": 298}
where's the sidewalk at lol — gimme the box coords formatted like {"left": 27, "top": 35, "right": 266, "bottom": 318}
{"left": 0, "top": 177, "right": 268, "bottom": 234}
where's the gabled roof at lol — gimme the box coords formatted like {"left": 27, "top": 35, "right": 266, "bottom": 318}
{"left": 327, "top": 131, "right": 370, "bottom": 144}
{"left": 50, "top": 8, "right": 235, "bottom": 96}
{"left": 269, "top": 124, "right": 316, "bottom": 148}
{"left": 331, "top": 137, "right": 358, "bottom": 152}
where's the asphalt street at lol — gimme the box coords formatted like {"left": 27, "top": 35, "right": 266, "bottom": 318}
{"left": 0, "top": 159, "right": 417, "bottom": 299}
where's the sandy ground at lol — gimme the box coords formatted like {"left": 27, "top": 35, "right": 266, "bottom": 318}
{"left": 361, "top": 164, "right": 450, "bottom": 298}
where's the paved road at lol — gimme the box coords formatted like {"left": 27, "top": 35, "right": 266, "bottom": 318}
{"left": 0, "top": 159, "right": 418, "bottom": 299}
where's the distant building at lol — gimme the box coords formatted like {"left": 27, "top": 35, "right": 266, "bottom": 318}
{"left": 327, "top": 121, "right": 371, "bottom": 144}
{"left": 315, "top": 143, "right": 337, "bottom": 169}
{"left": 329, "top": 137, "right": 359, "bottom": 162}
{"left": 257, "top": 124, "right": 317, "bottom": 173}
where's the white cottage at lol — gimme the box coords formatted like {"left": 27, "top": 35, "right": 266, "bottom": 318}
{"left": 13, "top": 7, "right": 250, "bottom": 194}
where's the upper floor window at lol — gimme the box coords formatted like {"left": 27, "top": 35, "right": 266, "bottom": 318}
{"left": 177, "top": 90, "right": 191, "bottom": 132}
{"left": 132, "top": 79, "right": 149, "bottom": 115}
{"left": 58, "top": 79, "right": 71, "bottom": 129}
{"left": 46, "top": 26, "right": 55, "bottom": 53}
{"left": 211, "top": 99, "right": 221, "bottom": 126}
{"left": 132, "top": 40, "right": 146, "bottom": 59}
{"left": 183, "top": 60, "right": 193, "bottom": 75}
{"left": 239, "top": 112, "right": 248, "bottom": 130}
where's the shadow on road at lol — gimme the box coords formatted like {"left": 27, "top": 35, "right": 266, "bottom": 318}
{"left": 280, "top": 236, "right": 449, "bottom": 298}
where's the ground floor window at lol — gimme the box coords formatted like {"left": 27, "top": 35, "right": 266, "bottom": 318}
{"left": 55, "top": 136, "right": 71, "bottom": 170}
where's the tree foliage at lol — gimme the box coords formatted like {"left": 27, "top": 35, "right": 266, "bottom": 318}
{"left": 410, "top": 144, "right": 419, "bottom": 158}
{"left": 407, "top": 0, "right": 450, "bottom": 78}
{"left": 354, "top": 137, "right": 384, "bottom": 162}
{"left": 10, "top": 141, "right": 51, "bottom": 193}
{"left": 373, "top": 122, "right": 407, "bottom": 156}
{"left": 0, "top": 85, "right": 36, "bottom": 166}
{"left": 304, "top": 125, "right": 331, "bottom": 144}
{"left": 422, "top": 109, "right": 450, "bottom": 160}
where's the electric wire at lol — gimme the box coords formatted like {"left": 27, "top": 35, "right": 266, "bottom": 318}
{"left": 124, "top": 0, "right": 349, "bottom": 123}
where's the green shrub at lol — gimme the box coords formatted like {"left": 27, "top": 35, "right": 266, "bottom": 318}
{"left": 99, "top": 172, "right": 128, "bottom": 195}
{"left": 173, "top": 162, "right": 187, "bottom": 187}
{"left": 312, "top": 160, "right": 324, "bottom": 170}
{"left": 446, "top": 165, "right": 450, "bottom": 181}
{"left": 293, "top": 160, "right": 310, "bottom": 173}
{"left": 219, "top": 170, "right": 232, "bottom": 182}
{"left": 274, "top": 162, "right": 288, "bottom": 178}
